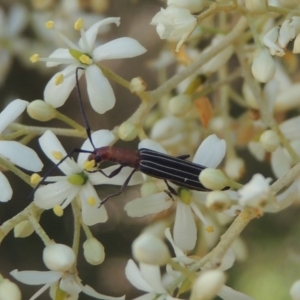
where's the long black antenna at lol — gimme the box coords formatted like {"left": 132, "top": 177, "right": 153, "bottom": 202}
{"left": 75, "top": 67, "right": 96, "bottom": 149}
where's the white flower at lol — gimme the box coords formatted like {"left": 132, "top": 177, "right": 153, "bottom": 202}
{"left": 0, "top": 99, "right": 43, "bottom": 202}
{"left": 125, "top": 134, "right": 226, "bottom": 251}
{"left": 167, "top": 0, "right": 205, "bottom": 13}
{"left": 151, "top": 6, "right": 197, "bottom": 52}
{"left": 125, "top": 259, "right": 181, "bottom": 300}
{"left": 35, "top": 17, "right": 146, "bottom": 114}
{"left": 10, "top": 268, "right": 124, "bottom": 300}
{"left": 34, "top": 130, "right": 143, "bottom": 225}
{"left": 0, "top": 279, "right": 21, "bottom": 300}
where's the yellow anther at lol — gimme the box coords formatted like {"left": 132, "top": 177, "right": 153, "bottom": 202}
{"left": 51, "top": 151, "right": 63, "bottom": 160}
{"left": 30, "top": 54, "right": 39, "bottom": 63}
{"left": 205, "top": 226, "right": 214, "bottom": 233}
{"left": 79, "top": 54, "right": 92, "bottom": 65}
{"left": 53, "top": 204, "right": 64, "bottom": 217}
{"left": 55, "top": 74, "right": 64, "bottom": 86}
{"left": 45, "top": 20, "right": 54, "bottom": 29}
{"left": 74, "top": 18, "right": 84, "bottom": 30}
{"left": 87, "top": 196, "right": 96, "bottom": 206}
{"left": 84, "top": 160, "right": 95, "bottom": 171}
{"left": 31, "top": 173, "right": 41, "bottom": 185}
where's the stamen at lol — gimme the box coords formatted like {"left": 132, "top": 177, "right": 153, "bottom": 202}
{"left": 84, "top": 160, "right": 95, "bottom": 171}
{"left": 205, "top": 226, "right": 214, "bottom": 233}
{"left": 87, "top": 196, "right": 96, "bottom": 206}
{"left": 51, "top": 151, "right": 63, "bottom": 160}
{"left": 74, "top": 18, "right": 84, "bottom": 31}
{"left": 45, "top": 20, "right": 54, "bottom": 29}
{"left": 79, "top": 54, "right": 93, "bottom": 65}
{"left": 179, "top": 188, "right": 192, "bottom": 205}
{"left": 30, "top": 54, "right": 39, "bottom": 63}
{"left": 53, "top": 205, "right": 64, "bottom": 217}
{"left": 31, "top": 173, "right": 41, "bottom": 185}
{"left": 55, "top": 74, "right": 64, "bottom": 85}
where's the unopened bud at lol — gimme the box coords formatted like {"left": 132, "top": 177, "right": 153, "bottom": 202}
{"left": 260, "top": 129, "right": 280, "bottom": 152}
{"left": 245, "top": 0, "right": 267, "bottom": 13}
{"left": 43, "top": 243, "right": 75, "bottom": 272}
{"left": 132, "top": 233, "right": 170, "bottom": 265}
{"left": 190, "top": 270, "right": 226, "bottom": 300}
{"left": 199, "top": 168, "right": 229, "bottom": 190}
{"left": 83, "top": 238, "right": 105, "bottom": 265}
{"left": 130, "top": 77, "right": 147, "bottom": 94}
{"left": 27, "top": 100, "right": 56, "bottom": 121}
{"left": 0, "top": 279, "right": 21, "bottom": 300}
{"left": 14, "top": 220, "right": 34, "bottom": 238}
{"left": 206, "top": 191, "right": 231, "bottom": 212}
{"left": 224, "top": 157, "right": 245, "bottom": 180}
{"left": 167, "top": 0, "right": 204, "bottom": 13}
{"left": 118, "top": 122, "right": 138, "bottom": 141}
{"left": 168, "top": 94, "right": 192, "bottom": 117}
{"left": 252, "top": 48, "right": 276, "bottom": 83}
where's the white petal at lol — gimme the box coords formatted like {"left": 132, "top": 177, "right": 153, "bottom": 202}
{"left": 10, "top": 270, "right": 62, "bottom": 285}
{"left": 124, "top": 193, "right": 172, "bottom": 217}
{"left": 193, "top": 134, "right": 226, "bottom": 167}
{"left": 219, "top": 249, "right": 235, "bottom": 271}
{"left": 82, "top": 285, "right": 125, "bottom": 300}
{"left": 77, "top": 130, "right": 115, "bottom": 166}
{"left": 165, "top": 228, "right": 186, "bottom": 259}
{"left": 39, "top": 130, "right": 81, "bottom": 175}
{"left": 248, "top": 141, "right": 265, "bottom": 161}
{"left": 139, "top": 263, "right": 166, "bottom": 293}
{"left": 7, "top": 4, "right": 28, "bottom": 36}
{"left": 0, "top": 141, "right": 43, "bottom": 171}
{"left": 46, "top": 48, "right": 75, "bottom": 67}
{"left": 85, "top": 65, "right": 115, "bottom": 114}
{"left": 89, "top": 166, "right": 144, "bottom": 186}
{"left": 44, "top": 65, "right": 81, "bottom": 108}
{"left": 190, "top": 202, "right": 209, "bottom": 225}
{"left": 138, "top": 140, "right": 167, "bottom": 154}
{"left": 34, "top": 181, "right": 79, "bottom": 209}
{"left": 218, "top": 285, "right": 254, "bottom": 300}
{"left": 93, "top": 37, "right": 146, "bottom": 61}
{"left": 79, "top": 17, "right": 120, "bottom": 52}
{"left": 280, "top": 115, "right": 300, "bottom": 140}
{"left": 79, "top": 182, "right": 108, "bottom": 225}
{"left": 125, "top": 259, "right": 153, "bottom": 292}
{"left": 59, "top": 274, "right": 82, "bottom": 295}
{"left": 173, "top": 201, "right": 197, "bottom": 251}
{"left": 0, "top": 172, "right": 12, "bottom": 202}
{"left": 0, "top": 99, "right": 28, "bottom": 133}
{"left": 271, "top": 146, "right": 291, "bottom": 178}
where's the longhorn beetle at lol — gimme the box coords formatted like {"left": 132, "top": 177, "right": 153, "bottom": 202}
{"left": 33, "top": 68, "right": 210, "bottom": 205}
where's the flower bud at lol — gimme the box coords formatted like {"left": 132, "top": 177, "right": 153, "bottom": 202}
{"left": 245, "top": 0, "right": 267, "bottom": 13}
{"left": 83, "top": 238, "right": 105, "bottom": 265}
{"left": 43, "top": 243, "right": 75, "bottom": 272}
{"left": 140, "top": 180, "right": 160, "bottom": 197}
{"left": 224, "top": 157, "right": 245, "bottom": 180}
{"left": 206, "top": 191, "right": 231, "bottom": 212}
{"left": 290, "top": 280, "right": 300, "bottom": 300}
{"left": 0, "top": 279, "right": 21, "bottom": 300}
{"left": 242, "top": 83, "right": 258, "bottom": 109}
{"left": 260, "top": 129, "right": 280, "bottom": 152}
{"left": 130, "top": 77, "right": 147, "bottom": 94}
{"left": 168, "top": 94, "right": 192, "bottom": 117}
{"left": 251, "top": 48, "right": 276, "bottom": 83}
{"left": 167, "top": 0, "right": 205, "bottom": 13}
{"left": 190, "top": 270, "right": 226, "bottom": 300}
{"left": 118, "top": 122, "right": 138, "bottom": 141}
{"left": 132, "top": 233, "right": 170, "bottom": 265}
{"left": 27, "top": 100, "right": 56, "bottom": 121}
{"left": 14, "top": 220, "right": 34, "bottom": 238}
{"left": 199, "top": 168, "right": 229, "bottom": 190}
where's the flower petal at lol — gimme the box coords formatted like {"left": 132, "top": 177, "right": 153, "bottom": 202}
{"left": 46, "top": 48, "right": 75, "bottom": 67}
{"left": 7, "top": 4, "right": 28, "bottom": 36}
{"left": 10, "top": 270, "right": 62, "bottom": 285}
{"left": 82, "top": 284, "right": 125, "bottom": 300}
{"left": 218, "top": 285, "right": 254, "bottom": 300}
{"left": 138, "top": 139, "right": 167, "bottom": 154}
{"left": 193, "top": 134, "right": 226, "bottom": 167}
{"left": 124, "top": 192, "right": 172, "bottom": 217}
{"left": 93, "top": 37, "right": 146, "bottom": 61}
{"left": 0, "top": 141, "right": 43, "bottom": 171}
{"left": 39, "top": 130, "right": 81, "bottom": 175}
{"left": 0, "top": 99, "right": 28, "bottom": 133}
{"left": 60, "top": 274, "right": 82, "bottom": 295}
{"left": 79, "top": 182, "right": 108, "bottom": 225}
{"left": 139, "top": 263, "right": 166, "bottom": 293}
{"left": 173, "top": 201, "right": 197, "bottom": 251}
{"left": 79, "top": 17, "right": 120, "bottom": 52}
{"left": 271, "top": 146, "right": 291, "bottom": 178}
{"left": 85, "top": 65, "right": 115, "bottom": 114}
{"left": 0, "top": 172, "right": 12, "bottom": 202}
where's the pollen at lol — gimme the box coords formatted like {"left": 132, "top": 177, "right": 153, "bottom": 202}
{"left": 205, "top": 226, "right": 214, "bottom": 233}
{"left": 74, "top": 18, "right": 84, "bottom": 30}
{"left": 79, "top": 54, "right": 92, "bottom": 65}
{"left": 45, "top": 20, "right": 54, "bottom": 29}
{"left": 30, "top": 54, "right": 39, "bottom": 63}
{"left": 30, "top": 173, "right": 41, "bottom": 185}
{"left": 53, "top": 204, "right": 64, "bottom": 217}
{"left": 55, "top": 74, "right": 64, "bottom": 86}
{"left": 51, "top": 151, "right": 63, "bottom": 160}
{"left": 87, "top": 196, "right": 96, "bottom": 206}
{"left": 84, "top": 160, "right": 95, "bottom": 171}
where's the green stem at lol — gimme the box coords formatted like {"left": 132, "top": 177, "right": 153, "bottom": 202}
{"left": 1, "top": 129, "right": 26, "bottom": 140}
{"left": 99, "top": 65, "right": 131, "bottom": 90}
{"left": 71, "top": 200, "right": 82, "bottom": 261}
{"left": 27, "top": 212, "right": 52, "bottom": 245}
{"left": 55, "top": 111, "right": 86, "bottom": 131}
{"left": 81, "top": 222, "right": 93, "bottom": 239}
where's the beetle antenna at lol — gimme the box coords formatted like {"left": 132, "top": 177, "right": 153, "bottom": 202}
{"left": 75, "top": 67, "right": 96, "bottom": 149}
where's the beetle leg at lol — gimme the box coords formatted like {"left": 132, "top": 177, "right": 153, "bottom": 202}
{"left": 164, "top": 180, "right": 178, "bottom": 201}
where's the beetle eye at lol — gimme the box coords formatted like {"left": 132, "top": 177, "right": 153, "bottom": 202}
{"left": 94, "top": 156, "right": 101, "bottom": 163}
